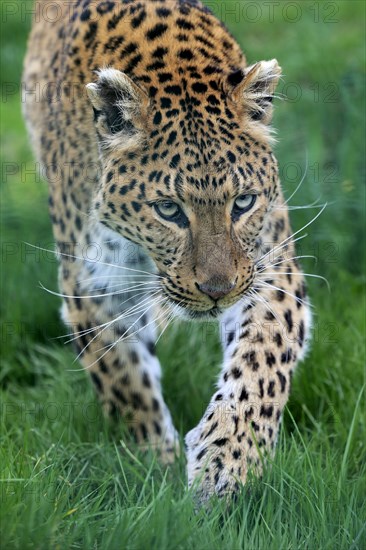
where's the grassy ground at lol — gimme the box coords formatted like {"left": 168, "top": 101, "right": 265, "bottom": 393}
{"left": 1, "top": 1, "right": 365, "bottom": 548}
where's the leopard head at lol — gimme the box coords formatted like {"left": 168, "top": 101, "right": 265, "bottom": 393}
{"left": 86, "top": 60, "right": 281, "bottom": 319}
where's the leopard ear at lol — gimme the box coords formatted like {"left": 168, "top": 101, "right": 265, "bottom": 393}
{"left": 227, "top": 59, "right": 281, "bottom": 125}
{"left": 86, "top": 68, "right": 150, "bottom": 149}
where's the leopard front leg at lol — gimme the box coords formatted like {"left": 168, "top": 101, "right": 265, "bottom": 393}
{"left": 185, "top": 269, "right": 311, "bottom": 501}
{"left": 60, "top": 227, "right": 179, "bottom": 464}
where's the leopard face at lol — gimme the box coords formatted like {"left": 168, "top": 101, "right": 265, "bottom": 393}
{"left": 88, "top": 64, "right": 280, "bottom": 318}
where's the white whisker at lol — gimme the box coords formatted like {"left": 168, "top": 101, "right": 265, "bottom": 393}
{"left": 284, "top": 150, "right": 308, "bottom": 205}
{"left": 254, "top": 281, "right": 312, "bottom": 308}
{"left": 258, "top": 233, "right": 308, "bottom": 266}
{"left": 155, "top": 300, "right": 182, "bottom": 345}
{"left": 260, "top": 271, "right": 330, "bottom": 291}
{"left": 256, "top": 254, "right": 317, "bottom": 274}
{"left": 75, "top": 274, "right": 160, "bottom": 284}
{"left": 82, "top": 295, "right": 169, "bottom": 371}
{"left": 251, "top": 288, "right": 284, "bottom": 327}
{"left": 53, "top": 292, "right": 154, "bottom": 345}
{"left": 283, "top": 201, "right": 325, "bottom": 211}
{"left": 69, "top": 291, "right": 162, "bottom": 356}
{"left": 93, "top": 296, "right": 165, "bottom": 355}
{"left": 39, "top": 281, "right": 161, "bottom": 300}
{"left": 258, "top": 202, "right": 327, "bottom": 268}
{"left": 24, "top": 242, "right": 163, "bottom": 279}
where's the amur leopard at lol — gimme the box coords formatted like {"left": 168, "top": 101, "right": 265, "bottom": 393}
{"left": 23, "top": 0, "right": 311, "bottom": 501}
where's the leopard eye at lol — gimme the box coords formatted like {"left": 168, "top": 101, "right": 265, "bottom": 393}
{"left": 154, "top": 200, "right": 180, "bottom": 219}
{"left": 232, "top": 194, "right": 257, "bottom": 219}
{"left": 154, "top": 200, "right": 189, "bottom": 228}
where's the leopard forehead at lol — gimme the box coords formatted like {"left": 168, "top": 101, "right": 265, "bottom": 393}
{"left": 76, "top": 0, "right": 282, "bottom": 233}
{"left": 103, "top": 133, "right": 277, "bottom": 206}
{"left": 98, "top": 84, "right": 279, "bottom": 210}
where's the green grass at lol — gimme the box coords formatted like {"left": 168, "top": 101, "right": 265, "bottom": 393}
{"left": 1, "top": 0, "right": 365, "bottom": 548}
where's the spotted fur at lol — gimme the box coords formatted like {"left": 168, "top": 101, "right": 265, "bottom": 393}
{"left": 23, "top": 0, "right": 311, "bottom": 501}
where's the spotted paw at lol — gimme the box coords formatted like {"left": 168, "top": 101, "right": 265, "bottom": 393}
{"left": 185, "top": 406, "right": 264, "bottom": 503}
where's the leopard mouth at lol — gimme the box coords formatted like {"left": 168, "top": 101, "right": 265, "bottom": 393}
{"left": 163, "top": 293, "right": 232, "bottom": 320}
{"left": 160, "top": 277, "right": 250, "bottom": 320}
{"left": 168, "top": 301, "right": 224, "bottom": 321}
{"left": 185, "top": 306, "right": 223, "bottom": 320}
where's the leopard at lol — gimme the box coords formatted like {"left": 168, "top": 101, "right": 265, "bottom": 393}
{"left": 23, "top": 0, "right": 311, "bottom": 502}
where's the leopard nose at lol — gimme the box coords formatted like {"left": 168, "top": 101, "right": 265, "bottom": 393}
{"left": 197, "top": 279, "right": 236, "bottom": 300}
